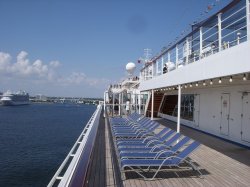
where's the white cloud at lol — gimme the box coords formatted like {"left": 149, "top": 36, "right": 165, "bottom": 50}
{"left": 0, "top": 52, "right": 11, "bottom": 71}
{"left": 64, "top": 72, "right": 86, "bottom": 84}
{"left": 57, "top": 72, "right": 110, "bottom": 87}
{"left": 0, "top": 51, "right": 58, "bottom": 78}
{"left": 49, "top": 60, "right": 61, "bottom": 68}
{"left": 0, "top": 51, "right": 110, "bottom": 90}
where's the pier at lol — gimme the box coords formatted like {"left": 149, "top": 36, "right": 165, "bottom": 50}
{"left": 29, "top": 96, "right": 102, "bottom": 105}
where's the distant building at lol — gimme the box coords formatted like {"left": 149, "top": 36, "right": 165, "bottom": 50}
{"left": 35, "top": 94, "right": 48, "bottom": 102}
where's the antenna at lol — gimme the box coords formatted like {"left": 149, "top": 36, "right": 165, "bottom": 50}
{"left": 137, "top": 49, "right": 152, "bottom": 66}
{"left": 144, "top": 48, "right": 152, "bottom": 63}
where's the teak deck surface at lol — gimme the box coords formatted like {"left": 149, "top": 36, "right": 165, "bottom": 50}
{"left": 87, "top": 116, "right": 250, "bottom": 187}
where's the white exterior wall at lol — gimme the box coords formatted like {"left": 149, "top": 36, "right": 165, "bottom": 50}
{"left": 158, "top": 84, "right": 250, "bottom": 147}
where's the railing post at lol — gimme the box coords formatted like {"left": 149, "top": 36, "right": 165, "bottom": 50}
{"left": 218, "top": 13, "right": 222, "bottom": 51}
{"left": 112, "top": 93, "right": 114, "bottom": 117}
{"left": 138, "top": 92, "right": 141, "bottom": 114}
{"left": 121, "top": 92, "right": 123, "bottom": 115}
{"left": 151, "top": 62, "right": 154, "bottom": 78}
{"left": 246, "top": 0, "right": 250, "bottom": 40}
{"left": 185, "top": 37, "right": 189, "bottom": 65}
{"left": 156, "top": 60, "right": 158, "bottom": 76}
{"left": 118, "top": 93, "right": 121, "bottom": 116}
{"left": 161, "top": 57, "right": 164, "bottom": 75}
{"left": 177, "top": 85, "right": 181, "bottom": 133}
{"left": 103, "top": 91, "right": 106, "bottom": 117}
{"left": 151, "top": 89, "right": 154, "bottom": 120}
{"left": 199, "top": 27, "right": 203, "bottom": 57}
{"left": 176, "top": 45, "right": 178, "bottom": 69}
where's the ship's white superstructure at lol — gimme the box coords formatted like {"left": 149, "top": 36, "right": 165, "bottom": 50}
{"left": 1, "top": 90, "right": 30, "bottom": 106}
{"left": 104, "top": 0, "right": 250, "bottom": 148}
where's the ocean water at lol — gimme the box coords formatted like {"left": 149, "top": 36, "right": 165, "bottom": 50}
{"left": 0, "top": 103, "right": 96, "bottom": 187}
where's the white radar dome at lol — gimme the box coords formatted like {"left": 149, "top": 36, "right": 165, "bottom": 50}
{"left": 126, "top": 62, "right": 136, "bottom": 75}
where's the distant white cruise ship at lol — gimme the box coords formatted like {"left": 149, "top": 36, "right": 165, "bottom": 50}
{"left": 1, "top": 90, "right": 30, "bottom": 106}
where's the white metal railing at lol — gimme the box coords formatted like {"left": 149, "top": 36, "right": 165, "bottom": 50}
{"left": 140, "top": 1, "right": 248, "bottom": 81}
{"left": 221, "top": 5, "right": 246, "bottom": 24}
{"left": 202, "top": 22, "right": 218, "bottom": 36}
{"left": 105, "top": 103, "right": 146, "bottom": 116}
{"left": 48, "top": 105, "right": 102, "bottom": 187}
{"left": 222, "top": 25, "right": 247, "bottom": 40}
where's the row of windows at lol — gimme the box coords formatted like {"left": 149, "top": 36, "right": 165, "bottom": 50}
{"left": 160, "top": 94, "right": 194, "bottom": 121}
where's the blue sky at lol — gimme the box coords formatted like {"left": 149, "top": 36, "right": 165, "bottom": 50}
{"left": 0, "top": 0, "right": 231, "bottom": 97}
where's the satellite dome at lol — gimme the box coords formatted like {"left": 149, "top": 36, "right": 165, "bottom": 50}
{"left": 126, "top": 62, "right": 136, "bottom": 75}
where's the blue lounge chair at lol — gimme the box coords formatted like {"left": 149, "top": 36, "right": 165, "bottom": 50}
{"left": 117, "top": 129, "right": 174, "bottom": 148}
{"left": 112, "top": 120, "right": 154, "bottom": 133}
{"left": 114, "top": 123, "right": 160, "bottom": 139}
{"left": 112, "top": 121, "right": 158, "bottom": 135}
{"left": 116, "top": 128, "right": 170, "bottom": 146}
{"left": 128, "top": 113, "right": 142, "bottom": 121}
{"left": 119, "top": 136, "right": 191, "bottom": 159}
{"left": 111, "top": 116, "right": 154, "bottom": 130}
{"left": 118, "top": 132, "right": 181, "bottom": 153}
{"left": 120, "top": 141, "right": 201, "bottom": 180}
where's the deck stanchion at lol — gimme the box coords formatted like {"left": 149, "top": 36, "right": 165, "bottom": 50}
{"left": 138, "top": 92, "right": 141, "bottom": 115}
{"left": 161, "top": 57, "right": 164, "bottom": 75}
{"left": 186, "top": 37, "right": 189, "bottom": 65}
{"left": 199, "top": 27, "right": 203, "bottom": 57}
{"left": 151, "top": 89, "right": 154, "bottom": 120}
{"left": 112, "top": 93, "right": 114, "bottom": 117}
{"left": 246, "top": 0, "right": 250, "bottom": 40}
{"left": 175, "top": 45, "right": 178, "bottom": 69}
{"left": 104, "top": 91, "right": 106, "bottom": 117}
{"left": 118, "top": 93, "right": 121, "bottom": 116}
{"left": 121, "top": 92, "right": 123, "bottom": 115}
{"left": 218, "top": 13, "right": 222, "bottom": 51}
{"left": 177, "top": 85, "right": 181, "bottom": 133}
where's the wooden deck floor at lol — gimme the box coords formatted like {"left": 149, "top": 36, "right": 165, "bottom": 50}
{"left": 87, "top": 116, "right": 250, "bottom": 187}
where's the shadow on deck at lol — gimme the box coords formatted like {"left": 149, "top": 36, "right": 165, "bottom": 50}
{"left": 157, "top": 118, "right": 250, "bottom": 167}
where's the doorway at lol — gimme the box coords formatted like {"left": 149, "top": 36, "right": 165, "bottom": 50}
{"left": 193, "top": 94, "right": 200, "bottom": 127}
{"left": 220, "top": 93, "right": 230, "bottom": 136}
{"left": 241, "top": 92, "right": 250, "bottom": 142}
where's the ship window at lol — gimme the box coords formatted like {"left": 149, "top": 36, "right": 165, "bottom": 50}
{"left": 159, "top": 95, "right": 178, "bottom": 116}
{"left": 180, "top": 94, "right": 194, "bottom": 121}
{"left": 160, "top": 94, "right": 194, "bottom": 121}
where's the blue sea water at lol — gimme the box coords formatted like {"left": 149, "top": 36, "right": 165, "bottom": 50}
{"left": 0, "top": 103, "right": 96, "bottom": 187}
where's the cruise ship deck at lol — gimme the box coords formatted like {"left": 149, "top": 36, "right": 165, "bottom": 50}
{"left": 49, "top": 1, "right": 250, "bottom": 186}
{"left": 85, "top": 113, "right": 250, "bottom": 187}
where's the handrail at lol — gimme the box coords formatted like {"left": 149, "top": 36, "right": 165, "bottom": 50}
{"left": 221, "top": 24, "right": 247, "bottom": 40}
{"left": 150, "top": 0, "right": 242, "bottom": 62}
{"left": 140, "top": 0, "right": 248, "bottom": 81}
{"left": 221, "top": 5, "right": 246, "bottom": 24}
{"left": 202, "top": 23, "right": 218, "bottom": 36}
{"left": 47, "top": 105, "right": 102, "bottom": 187}
{"left": 221, "top": 15, "right": 246, "bottom": 32}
